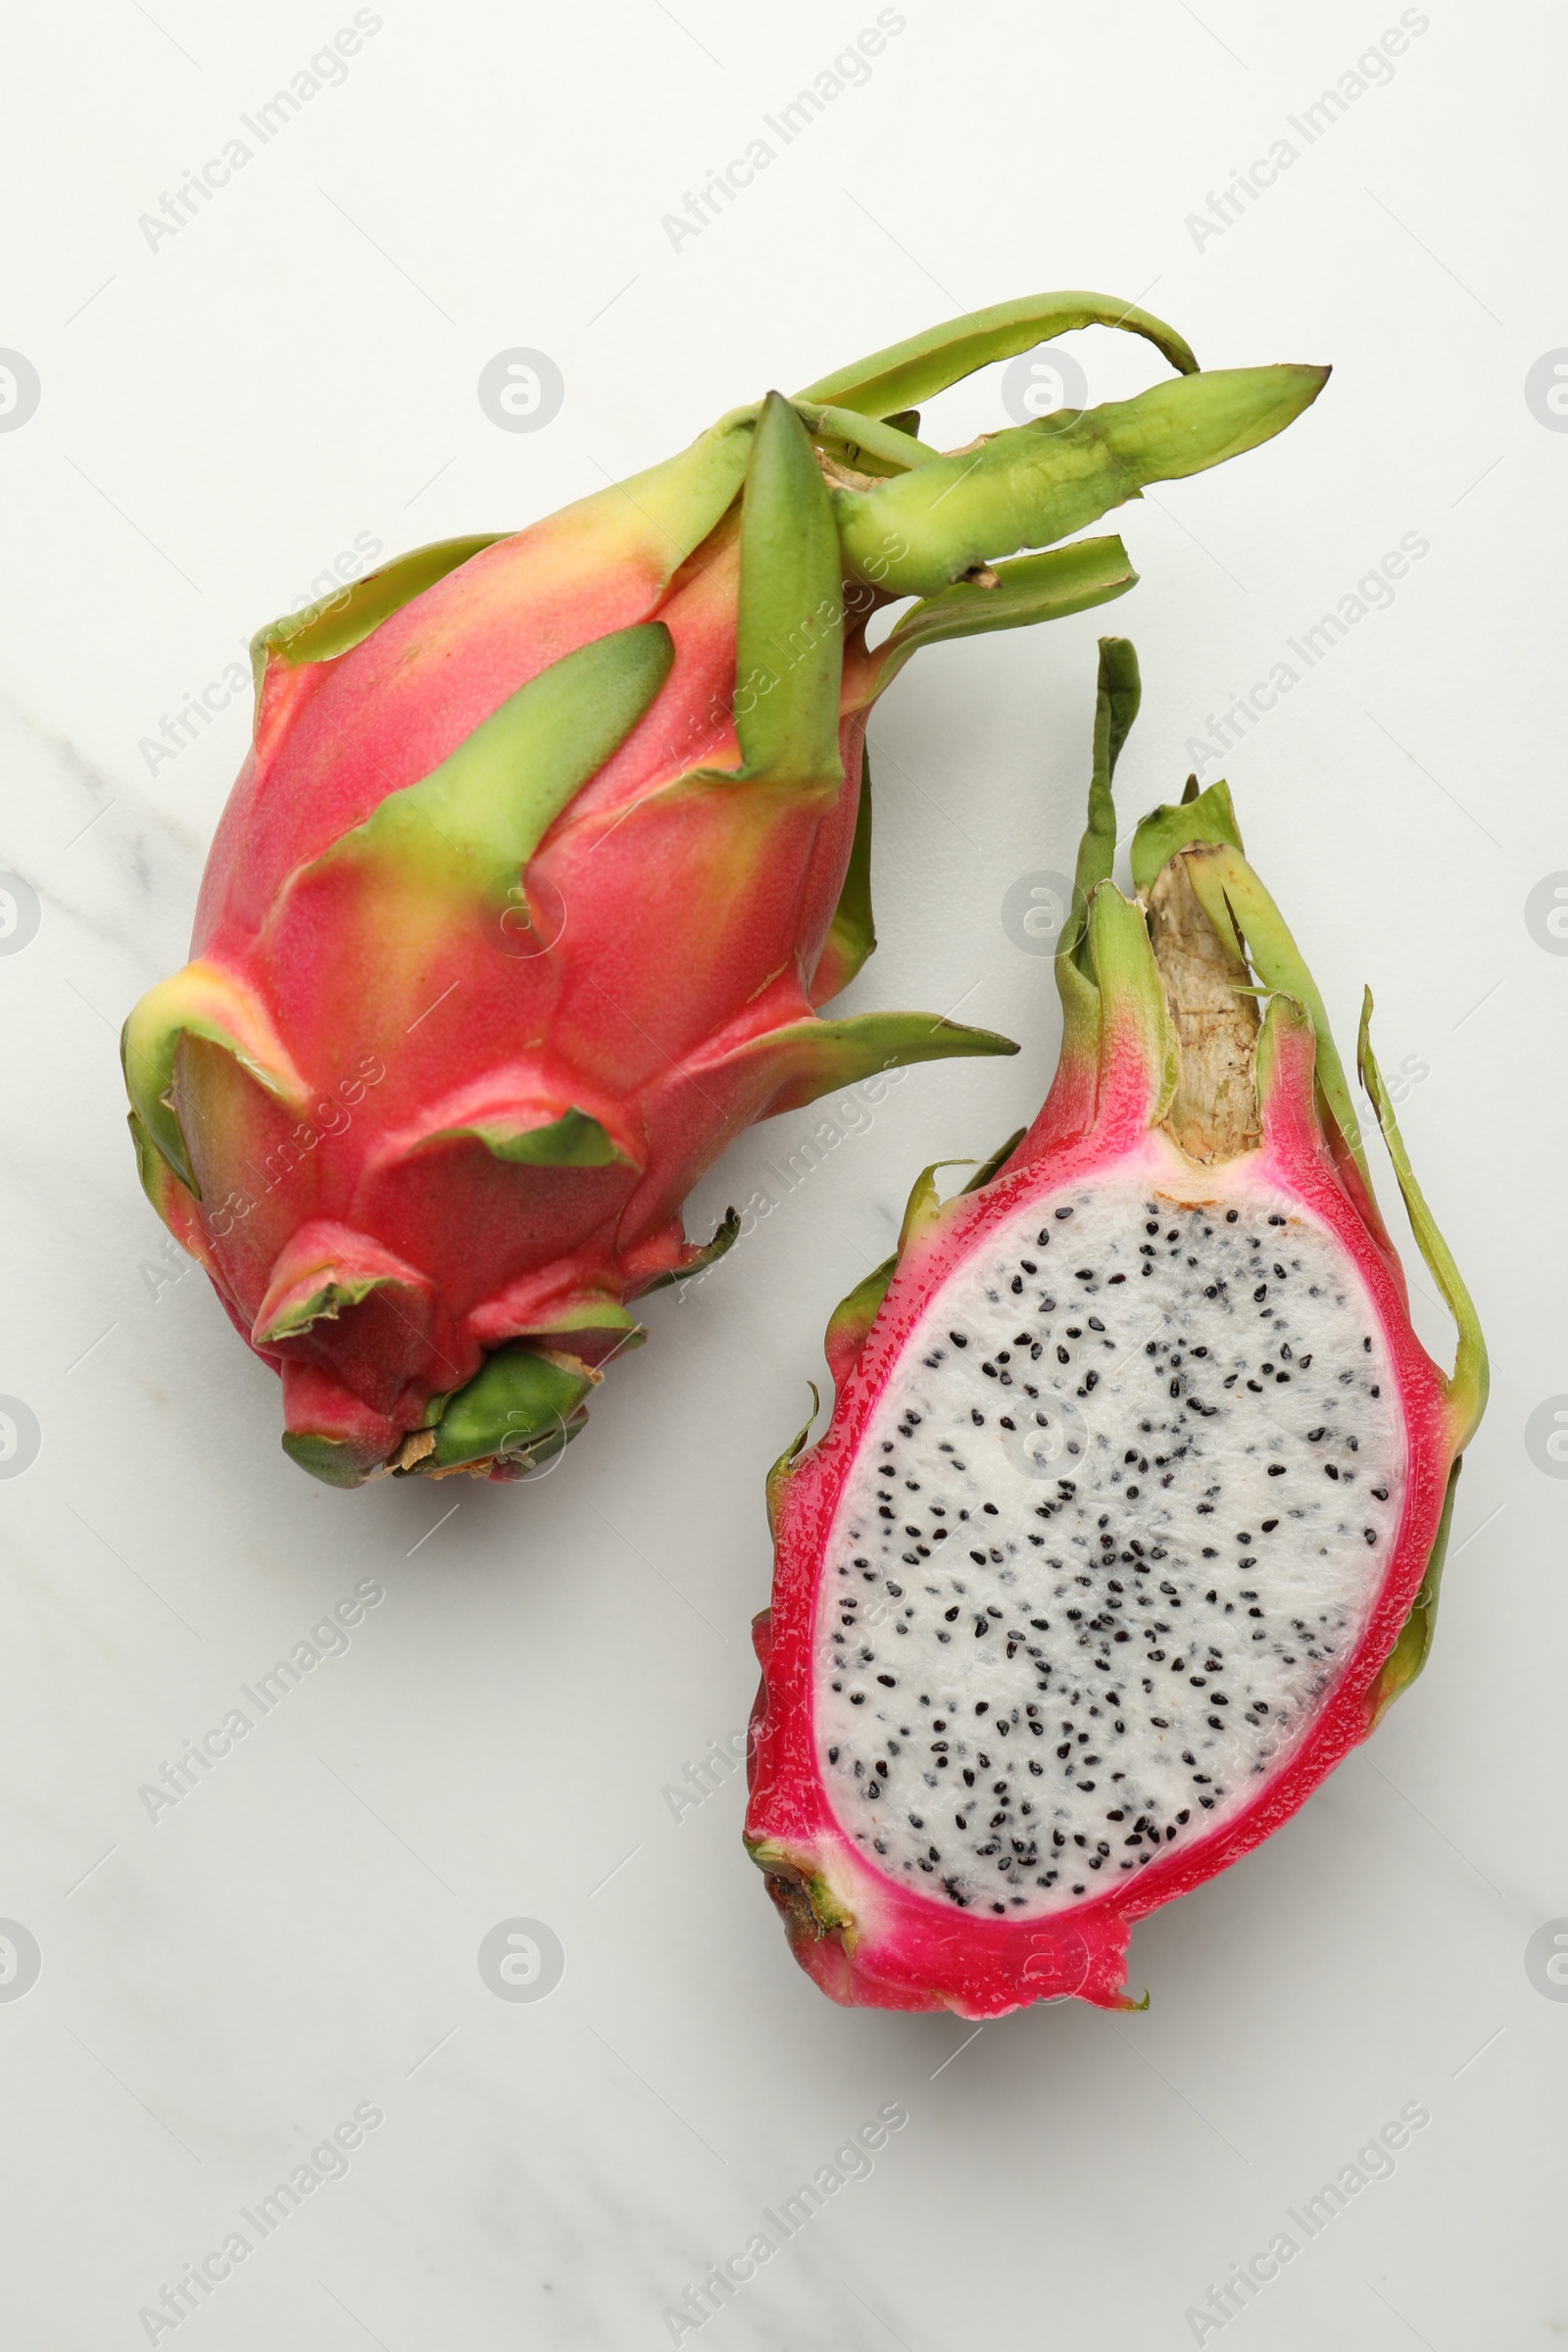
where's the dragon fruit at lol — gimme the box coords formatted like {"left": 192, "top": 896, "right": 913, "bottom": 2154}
{"left": 745, "top": 637, "right": 1487, "bottom": 2015}
{"left": 122, "top": 295, "right": 1327, "bottom": 1487}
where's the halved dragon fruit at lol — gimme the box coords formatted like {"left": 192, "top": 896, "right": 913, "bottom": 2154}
{"left": 745, "top": 638, "right": 1487, "bottom": 2016}
{"left": 122, "top": 295, "right": 1326, "bottom": 1486}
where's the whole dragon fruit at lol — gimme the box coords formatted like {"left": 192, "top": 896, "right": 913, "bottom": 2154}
{"left": 745, "top": 638, "right": 1487, "bottom": 2015}
{"left": 122, "top": 296, "right": 1326, "bottom": 1486}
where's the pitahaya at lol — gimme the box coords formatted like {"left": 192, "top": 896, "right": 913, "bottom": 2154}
{"left": 745, "top": 637, "right": 1486, "bottom": 2015}
{"left": 122, "top": 296, "right": 1327, "bottom": 1487}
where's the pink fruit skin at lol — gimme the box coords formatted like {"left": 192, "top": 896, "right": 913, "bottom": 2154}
{"left": 745, "top": 1010, "right": 1459, "bottom": 2018}
{"left": 158, "top": 512, "right": 879, "bottom": 1469}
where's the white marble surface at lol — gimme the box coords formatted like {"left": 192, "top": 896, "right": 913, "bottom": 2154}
{"left": 0, "top": 3, "right": 1561, "bottom": 2345}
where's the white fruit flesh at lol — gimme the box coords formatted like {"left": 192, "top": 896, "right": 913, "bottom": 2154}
{"left": 813, "top": 1159, "right": 1403, "bottom": 1918}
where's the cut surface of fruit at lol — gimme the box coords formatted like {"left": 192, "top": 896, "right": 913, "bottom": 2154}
{"left": 814, "top": 1160, "right": 1402, "bottom": 1916}
{"left": 745, "top": 637, "right": 1485, "bottom": 2015}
